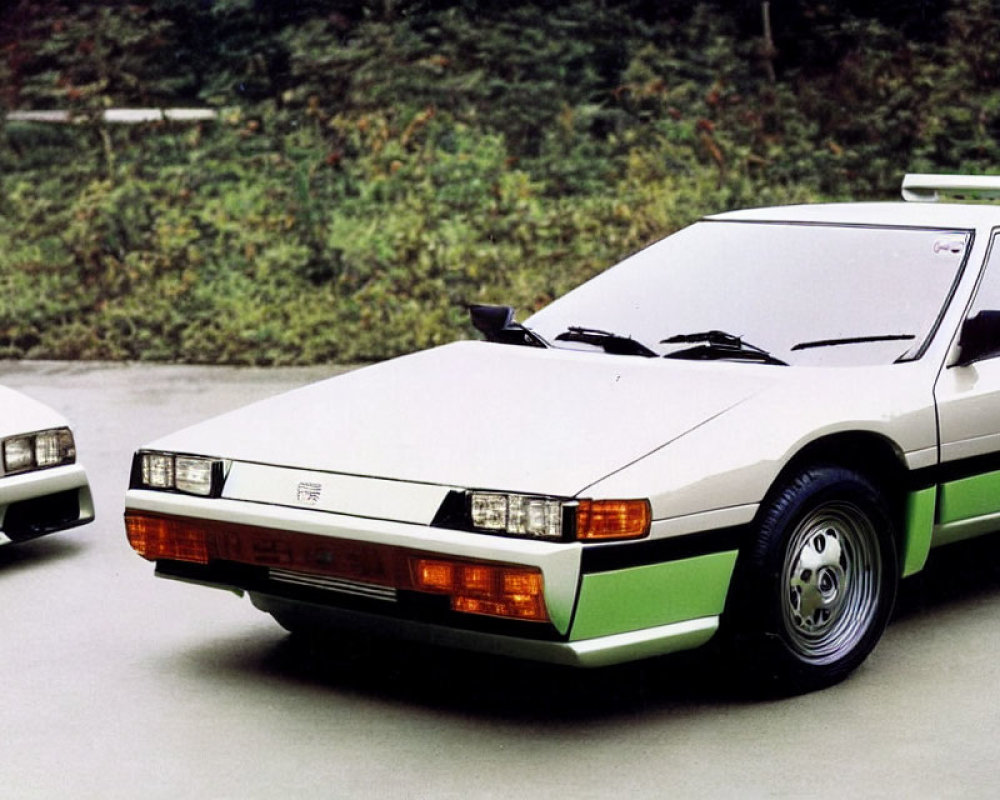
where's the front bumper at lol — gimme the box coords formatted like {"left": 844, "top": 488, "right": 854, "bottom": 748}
{"left": 249, "top": 593, "right": 719, "bottom": 668}
{"left": 127, "top": 487, "right": 739, "bottom": 667}
{"left": 126, "top": 490, "right": 582, "bottom": 633}
{"left": 155, "top": 557, "right": 720, "bottom": 668}
{"left": 0, "top": 463, "right": 94, "bottom": 544}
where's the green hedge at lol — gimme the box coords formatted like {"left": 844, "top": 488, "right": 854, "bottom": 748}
{"left": 2, "top": 1, "right": 998, "bottom": 363}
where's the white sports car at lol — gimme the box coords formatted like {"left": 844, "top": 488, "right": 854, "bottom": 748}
{"left": 1, "top": 387, "right": 94, "bottom": 545}
{"left": 125, "top": 174, "right": 1000, "bottom": 690}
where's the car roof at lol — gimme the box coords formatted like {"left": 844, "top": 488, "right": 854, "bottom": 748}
{"left": 707, "top": 201, "right": 1000, "bottom": 234}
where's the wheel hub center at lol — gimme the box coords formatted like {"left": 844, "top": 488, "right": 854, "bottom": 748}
{"left": 817, "top": 566, "right": 840, "bottom": 600}
{"left": 787, "top": 528, "right": 849, "bottom": 632}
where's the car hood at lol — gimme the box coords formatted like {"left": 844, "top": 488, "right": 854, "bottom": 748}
{"left": 0, "top": 385, "right": 69, "bottom": 438}
{"left": 147, "top": 341, "right": 781, "bottom": 497}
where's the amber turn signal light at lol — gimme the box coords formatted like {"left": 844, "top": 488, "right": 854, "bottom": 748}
{"left": 410, "top": 557, "right": 548, "bottom": 621}
{"left": 575, "top": 499, "right": 651, "bottom": 540}
{"left": 125, "top": 512, "right": 210, "bottom": 564}
{"left": 124, "top": 511, "right": 552, "bottom": 624}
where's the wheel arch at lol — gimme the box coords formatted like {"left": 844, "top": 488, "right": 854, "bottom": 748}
{"left": 763, "top": 431, "right": 910, "bottom": 563}
{"left": 720, "top": 433, "right": 907, "bottom": 690}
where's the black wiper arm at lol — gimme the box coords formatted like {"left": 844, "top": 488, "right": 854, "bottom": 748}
{"left": 469, "top": 304, "right": 547, "bottom": 348}
{"left": 555, "top": 326, "right": 658, "bottom": 357}
{"left": 661, "top": 330, "right": 787, "bottom": 365}
{"left": 791, "top": 334, "right": 915, "bottom": 351}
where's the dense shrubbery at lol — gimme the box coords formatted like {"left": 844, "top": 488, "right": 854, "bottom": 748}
{"left": 2, "top": 0, "right": 999, "bottom": 363}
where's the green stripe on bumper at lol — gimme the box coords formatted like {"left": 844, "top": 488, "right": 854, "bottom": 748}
{"left": 569, "top": 550, "right": 738, "bottom": 642}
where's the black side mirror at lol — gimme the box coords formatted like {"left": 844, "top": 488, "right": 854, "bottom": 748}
{"left": 468, "top": 304, "right": 546, "bottom": 348}
{"left": 956, "top": 310, "right": 1000, "bottom": 366}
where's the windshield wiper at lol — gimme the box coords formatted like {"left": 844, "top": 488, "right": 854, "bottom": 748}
{"left": 469, "top": 304, "right": 547, "bottom": 348}
{"left": 661, "top": 330, "right": 787, "bottom": 365}
{"left": 791, "top": 334, "right": 915, "bottom": 351}
{"left": 555, "top": 326, "right": 658, "bottom": 357}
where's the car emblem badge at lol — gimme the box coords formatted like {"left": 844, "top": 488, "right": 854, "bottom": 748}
{"left": 933, "top": 235, "right": 965, "bottom": 256}
{"left": 296, "top": 481, "right": 322, "bottom": 505}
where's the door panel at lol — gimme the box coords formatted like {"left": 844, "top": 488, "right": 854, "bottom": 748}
{"left": 935, "top": 230, "right": 1000, "bottom": 538}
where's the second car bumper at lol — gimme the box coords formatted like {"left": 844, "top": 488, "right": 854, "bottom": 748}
{"left": 0, "top": 463, "right": 95, "bottom": 544}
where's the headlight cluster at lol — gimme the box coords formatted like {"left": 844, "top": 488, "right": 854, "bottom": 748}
{"left": 471, "top": 493, "right": 564, "bottom": 539}
{"left": 135, "top": 451, "right": 225, "bottom": 497}
{"left": 2, "top": 428, "right": 76, "bottom": 475}
{"left": 466, "top": 491, "right": 651, "bottom": 542}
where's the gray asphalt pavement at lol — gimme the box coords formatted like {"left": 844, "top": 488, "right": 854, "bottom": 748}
{"left": 2, "top": 360, "right": 999, "bottom": 799}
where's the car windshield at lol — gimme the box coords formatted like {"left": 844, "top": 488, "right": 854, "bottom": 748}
{"left": 525, "top": 220, "right": 970, "bottom": 367}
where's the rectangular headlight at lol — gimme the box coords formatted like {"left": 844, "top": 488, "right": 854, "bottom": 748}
{"left": 470, "top": 492, "right": 565, "bottom": 540}
{"left": 3, "top": 436, "right": 34, "bottom": 473}
{"left": 508, "top": 494, "right": 563, "bottom": 538}
{"left": 141, "top": 453, "right": 175, "bottom": 489}
{"left": 2, "top": 428, "right": 76, "bottom": 475}
{"left": 35, "top": 429, "right": 76, "bottom": 468}
{"left": 136, "top": 452, "right": 223, "bottom": 497}
{"left": 465, "top": 492, "right": 651, "bottom": 541}
{"left": 470, "top": 493, "right": 509, "bottom": 530}
{"left": 175, "top": 456, "right": 215, "bottom": 496}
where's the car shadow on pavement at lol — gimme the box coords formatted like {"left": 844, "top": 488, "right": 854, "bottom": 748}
{"left": 259, "top": 632, "right": 736, "bottom": 721}
{"left": 893, "top": 531, "right": 1000, "bottom": 622}
{"left": 179, "top": 532, "right": 1000, "bottom": 722}
{"left": 0, "top": 536, "right": 87, "bottom": 574}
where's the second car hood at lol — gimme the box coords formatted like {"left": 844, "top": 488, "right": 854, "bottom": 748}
{"left": 148, "top": 341, "right": 779, "bottom": 497}
{"left": 0, "top": 384, "right": 69, "bottom": 438}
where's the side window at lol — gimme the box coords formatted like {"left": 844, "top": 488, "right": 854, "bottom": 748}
{"left": 969, "top": 232, "right": 1000, "bottom": 316}
{"left": 960, "top": 231, "right": 1000, "bottom": 363}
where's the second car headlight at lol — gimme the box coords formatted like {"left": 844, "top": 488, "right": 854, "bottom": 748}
{"left": 136, "top": 451, "right": 225, "bottom": 497}
{"left": 2, "top": 428, "right": 76, "bottom": 475}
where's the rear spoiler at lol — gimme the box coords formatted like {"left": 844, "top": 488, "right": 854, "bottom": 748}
{"left": 902, "top": 173, "right": 1000, "bottom": 202}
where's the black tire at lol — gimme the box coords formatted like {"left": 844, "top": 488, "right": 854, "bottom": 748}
{"left": 729, "top": 465, "right": 899, "bottom": 693}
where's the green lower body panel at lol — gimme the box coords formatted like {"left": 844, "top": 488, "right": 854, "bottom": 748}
{"left": 937, "top": 469, "right": 1000, "bottom": 524}
{"left": 932, "top": 470, "right": 1000, "bottom": 548}
{"left": 569, "top": 550, "right": 738, "bottom": 642}
{"left": 903, "top": 487, "right": 935, "bottom": 578}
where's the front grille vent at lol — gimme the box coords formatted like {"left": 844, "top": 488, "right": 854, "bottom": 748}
{"left": 269, "top": 567, "right": 398, "bottom": 602}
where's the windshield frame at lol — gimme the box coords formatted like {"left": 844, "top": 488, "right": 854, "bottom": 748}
{"left": 525, "top": 219, "right": 976, "bottom": 367}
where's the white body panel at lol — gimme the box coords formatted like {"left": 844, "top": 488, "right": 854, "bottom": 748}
{"left": 126, "top": 490, "right": 583, "bottom": 632}
{"left": 126, "top": 193, "right": 1000, "bottom": 671}
{"left": 146, "top": 341, "right": 779, "bottom": 500}
{"left": 0, "top": 384, "right": 95, "bottom": 544}
{"left": 589, "top": 360, "right": 938, "bottom": 520}
{"left": 0, "top": 385, "right": 69, "bottom": 438}
{"left": 936, "top": 358, "right": 1000, "bottom": 463}
{"left": 141, "top": 342, "right": 940, "bottom": 528}
{"left": 223, "top": 463, "right": 453, "bottom": 525}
